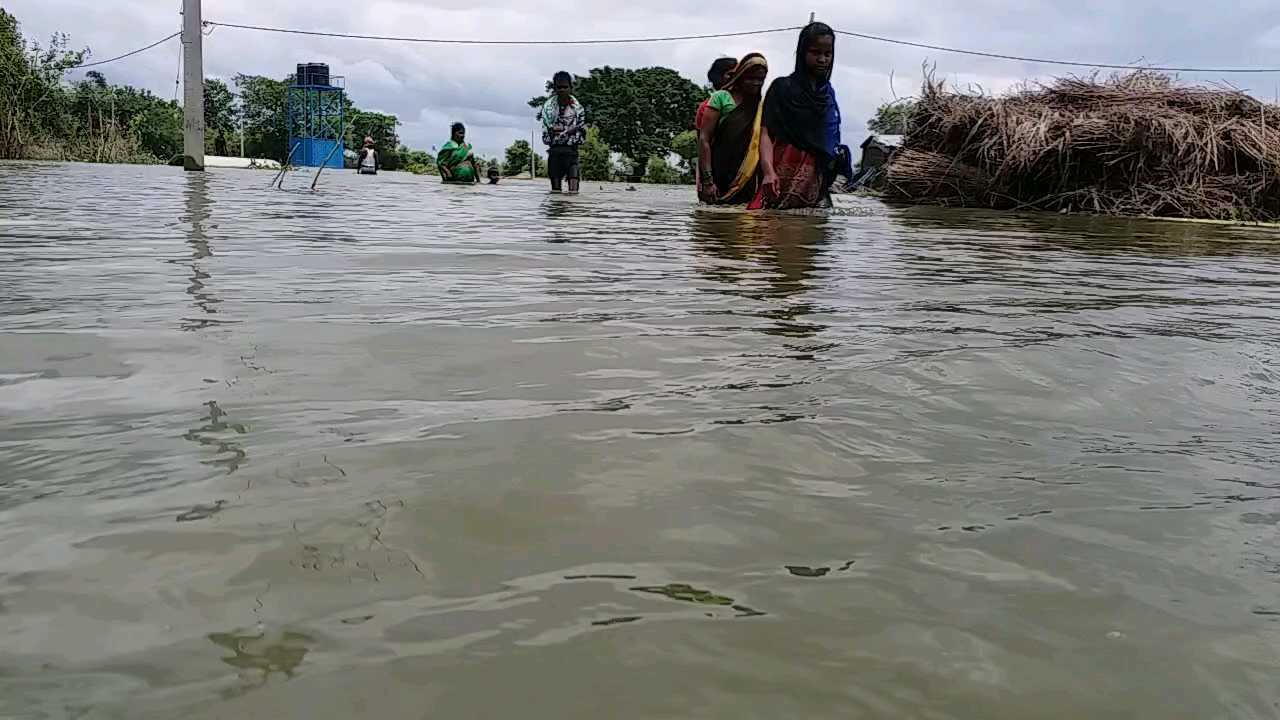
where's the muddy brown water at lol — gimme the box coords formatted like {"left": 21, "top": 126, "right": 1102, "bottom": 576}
{"left": 2, "top": 161, "right": 1279, "bottom": 719}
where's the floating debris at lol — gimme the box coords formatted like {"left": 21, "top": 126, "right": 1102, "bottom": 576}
{"left": 177, "top": 500, "right": 227, "bottom": 522}
{"left": 785, "top": 565, "right": 830, "bottom": 578}
{"left": 592, "top": 616, "right": 642, "bottom": 627}
{"left": 631, "top": 583, "right": 733, "bottom": 606}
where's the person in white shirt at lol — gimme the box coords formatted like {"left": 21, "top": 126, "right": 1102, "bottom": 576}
{"left": 356, "top": 136, "right": 379, "bottom": 175}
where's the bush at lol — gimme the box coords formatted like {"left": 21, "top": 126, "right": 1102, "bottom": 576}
{"left": 644, "top": 155, "right": 679, "bottom": 184}
{"left": 580, "top": 126, "right": 611, "bottom": 181}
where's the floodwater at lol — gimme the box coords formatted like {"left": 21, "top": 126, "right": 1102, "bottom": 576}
{"left": 2, "top": 161, "right": 1279, "bottom": 719}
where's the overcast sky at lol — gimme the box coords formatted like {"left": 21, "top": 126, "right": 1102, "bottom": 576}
{"left": 6, "top": 0, "right": 1280, "bottom": 158}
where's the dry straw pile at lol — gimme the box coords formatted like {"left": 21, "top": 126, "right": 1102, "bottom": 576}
{"left": 884, "top": 71, "right": 1280, "bottom": 221}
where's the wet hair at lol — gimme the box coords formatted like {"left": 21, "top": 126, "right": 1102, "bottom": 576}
{"left": 794, "top": 21, "right": 835, "bottom": 79}
{"left": 707, "top": 57, "right": 737, "bottom": 89}
{"left": 451, "top": 122, "right": 465, "bottom": 134}
{"left": 553, "top": 71, "right": 573, "bottom": 86}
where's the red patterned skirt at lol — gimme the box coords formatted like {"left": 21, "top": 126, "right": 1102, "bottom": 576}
{"left": 748, "top": 141, "right": 824, "bottom": 210}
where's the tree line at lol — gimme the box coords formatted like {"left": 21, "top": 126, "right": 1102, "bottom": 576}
{"left": 2, "top": 7, "right": 714, "bottom": 183}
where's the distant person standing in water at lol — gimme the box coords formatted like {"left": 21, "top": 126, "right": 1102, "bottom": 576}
{"left": 540, "top": 71, "right": 586, "bottom": 193}
{"left": 356, "top": 136, "right": 379, "bottom": 175}
{"left": 438, "top": 123, "right": 480, "bottom": 184}
{"left": 751, "top": 22, "right": 843, "bottom": 210}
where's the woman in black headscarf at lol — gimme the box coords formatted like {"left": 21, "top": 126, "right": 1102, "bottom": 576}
{"left": 749, "top": 22, "right": 843, "bottom": 209}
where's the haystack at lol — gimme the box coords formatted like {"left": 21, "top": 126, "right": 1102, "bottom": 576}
{"left": 883, "top": 71, "right": 1280, "bottom": 221}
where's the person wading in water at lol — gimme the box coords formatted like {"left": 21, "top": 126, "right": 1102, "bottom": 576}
{"left": 694, "top": 57, "right": 738, "bottom": 190}
{"left": 540, "top": 71, "right": 586, "bottom": 194}
{"left": 356, "top": 136, "right": 379, "bottom": 175}
{"left": 751, "top": 22, "right": 843, "bottom": 209}
{"left": 437, "top": 123, "right": 481, "bottom": 184}
{"left": 697, "top": 53, "right": 769, "bottom": 205}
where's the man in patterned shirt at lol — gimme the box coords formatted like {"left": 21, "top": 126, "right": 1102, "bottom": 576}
{"left": 541, "top": 71, "right": 587, "bottom": 194}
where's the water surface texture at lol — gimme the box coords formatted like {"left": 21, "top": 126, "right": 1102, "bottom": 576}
{"left": 2, "top": 162, "right": 1280, "bottom": 719}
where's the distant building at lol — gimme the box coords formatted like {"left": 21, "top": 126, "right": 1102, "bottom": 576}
{"left": 859, "top": 134, "right": 904, "bottom": 171}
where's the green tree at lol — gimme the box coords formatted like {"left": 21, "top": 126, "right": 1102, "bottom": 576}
{"left": 670, "top": 129, "right": 698, "bottom": 182}
{"left": 235, "top": 73, "right": 288, "bottom": 161}
{"left": 128, "top": 103, "right": 182, "bottom": 160}
{"left": 530, "top": 66, "right": 705, "bottom": 174}
{"left": 503, "top": 139, "right": 544, "bottom": 176}
{"left": 68, "top": 74, "right": 178, "bottom": 161}
{"left": 203, "top": 78, "right": 237, "bottom": 135}
{"left": 644, "top": 155, "right": 678, "bottom": 184}
{"left": 868, "top": 101, "right": 917, "bottom": 135}
{"left": 349, "top": 109, "right": 401, "bottom": 169}
{"left": 402, "top": 148, "right": 437, "bottom": 175}
{"left": 579, "top": 126, "right": 611, "bottom": 181}
{"left": 0, "top": 8, "right": 86, "bottom": 158}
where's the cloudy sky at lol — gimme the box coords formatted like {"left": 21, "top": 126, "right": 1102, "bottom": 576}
{"left": 6, "top": 0, "right": 1280, "bottom": 158}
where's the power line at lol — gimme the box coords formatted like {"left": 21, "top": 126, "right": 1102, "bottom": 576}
{"left": 202, "top": 21, "right": 802, "bottom": 45}
{"left": 200, "top": 19, "right": 1280, "bottom": 74}
{"left": 174, "top": 0, "right": 183, "bottom": 100}
{"left": 835, "top": 29, "right": 1280, "bottom": 74}
{"left": 73, "top": 31, "right": 183, "bottom": 70}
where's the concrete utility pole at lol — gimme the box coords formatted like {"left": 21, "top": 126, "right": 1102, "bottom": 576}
{"left": 182, "top": 0, "right": 205, "bottom": 170}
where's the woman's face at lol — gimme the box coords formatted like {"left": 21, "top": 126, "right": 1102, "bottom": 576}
{"left": 804, "top": 34, "right": 834, "bottom": 78}
{"left": 741, "top": 66, "right": 767, "bottom": 96}
{"left": 452, "top": 127, "right": 465, "bottom": 142}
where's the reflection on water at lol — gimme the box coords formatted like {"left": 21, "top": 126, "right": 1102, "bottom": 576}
{"left": 1, "top": 164, "right": 1279, "bottom": 719}
{"left": 208, "top": 629, "right": 313, "bottom": 695}
{"left": 178, "top": 174, "right": 224, "bottom": 331}
{"left": 690, "top": 210, "right": 829, "bottom": 338}
{"left": 182, "top": 400, "right": 248, "bottom": 474}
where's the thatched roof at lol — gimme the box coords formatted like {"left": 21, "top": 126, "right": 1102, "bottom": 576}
{"left": 882, "top": 71, "right": 1280, "bottom": 221}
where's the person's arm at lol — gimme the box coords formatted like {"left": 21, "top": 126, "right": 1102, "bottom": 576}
{"left": 697, "top": 108, "right": 720, "bottom": 202}
{"left": 568, "top": 104, "right": 586, "bottom": 138}
{"left": 759, "top": 128, "right": 779, "bottom": 199}
{"left": 355, "top": 149, "right": 365, "bottom": 171}
{"left": 374, "top": 150, "right": 379, "bottom": 171}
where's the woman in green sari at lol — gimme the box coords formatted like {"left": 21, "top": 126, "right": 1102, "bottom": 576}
{"left": 438, "top": 122, "right": 480, "bottom": 184}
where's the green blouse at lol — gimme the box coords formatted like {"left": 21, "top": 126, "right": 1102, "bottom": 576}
{"left": 707, "top": 90, "right": 737, "bottom": 124}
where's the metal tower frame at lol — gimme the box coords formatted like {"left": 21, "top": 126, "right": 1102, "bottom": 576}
{"left": 286, "top": 76, "right": 347, "bottom": 168}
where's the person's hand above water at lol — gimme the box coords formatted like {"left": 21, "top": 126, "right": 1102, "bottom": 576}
{"left": 698, "top": 180, "right": 719, "bottom": 203}
{"left": 761, "top": 170, "right": 780, "bottom": 200}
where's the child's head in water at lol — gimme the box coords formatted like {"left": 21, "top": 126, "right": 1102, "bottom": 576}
{"left": 795, "top": 22, "right": 835, "bottom": 81}
{"left": 707, "top": 57, "right": 737, "bottom": 91}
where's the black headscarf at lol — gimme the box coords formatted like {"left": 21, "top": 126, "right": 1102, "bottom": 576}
{"left": 762, "top": 22, "right": 835, "bottom": 159}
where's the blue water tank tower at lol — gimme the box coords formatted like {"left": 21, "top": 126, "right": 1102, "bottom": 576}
{"left": 286, "top": 64, "right": 346, "bottom": 168}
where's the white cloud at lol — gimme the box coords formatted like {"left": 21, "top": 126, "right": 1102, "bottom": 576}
{"left": 5, "top": 0, "right": 1278, "bottom": 157}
